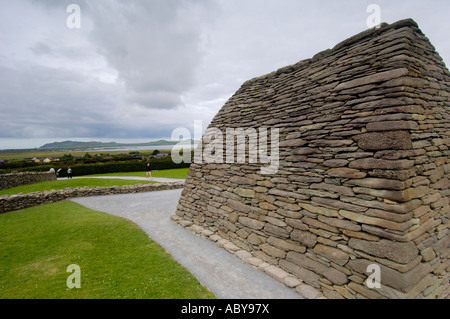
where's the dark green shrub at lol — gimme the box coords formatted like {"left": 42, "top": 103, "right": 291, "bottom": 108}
{"left": 0, "top": 155, "right": 192, "bottom": 176}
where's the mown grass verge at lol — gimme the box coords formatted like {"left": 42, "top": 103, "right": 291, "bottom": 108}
{"left": 0, "top": 201, "right": 215, "bottom": 299}
{"left": 0, "top": 179, "right": 157, "bottom": 196}
{"left": 87, "top": 168, "right": 190, "bottom": 180}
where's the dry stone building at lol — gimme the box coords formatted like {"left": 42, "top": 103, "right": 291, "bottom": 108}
{"left": 173, "top": 19, "right": 449, "bottom": 299}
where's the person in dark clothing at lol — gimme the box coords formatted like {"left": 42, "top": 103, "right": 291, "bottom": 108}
{"left": 145, "top": 163, "right": 152, "bottom": 179}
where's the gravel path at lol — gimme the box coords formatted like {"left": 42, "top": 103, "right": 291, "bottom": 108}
{"left": 71, "top": 189, "right": 302, "bottom": 299}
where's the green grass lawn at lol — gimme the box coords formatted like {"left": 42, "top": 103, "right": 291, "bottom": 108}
{"left": 0, "top": 201, "right": 215, "bottom": 299}
{"left": 0, "top": 168, "right": 189, "bottom": 196}
{"left": 0, "top": 178, "right": 157, "bottom": 196}
{"left": 88, "top": 168, "right": 189, "bottom": 179}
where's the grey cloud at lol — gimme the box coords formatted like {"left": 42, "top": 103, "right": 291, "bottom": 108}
{"left": 0, "top": 63, "right": 116, "bottom": 138}
{"left": 30, "top": 42, "right": 52, "bottom": 56}
{"left": 0, "top": 61, "right": 187, "bottom": 140}
{"left": 124, "top": 90, "right": 183, "bottom": 110}
{"left": 86, "top": 0, "right": 216, "bottom": 110}
{"left": 1, "top": 0, "right": 450, "bottom": 148}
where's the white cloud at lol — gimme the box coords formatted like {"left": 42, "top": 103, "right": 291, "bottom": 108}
{"left": 86, "top": 0, "right": 216, "bottom": 110}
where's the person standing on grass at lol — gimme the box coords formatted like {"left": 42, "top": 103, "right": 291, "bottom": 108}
{"left": 67, "top": 167, "right": 73, "bottom": 179}
{"left": 145, "top": 163, "right": 152, "bottom": 179}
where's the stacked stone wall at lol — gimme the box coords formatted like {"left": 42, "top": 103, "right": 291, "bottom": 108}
{"left": 173, "top": 19, "right": 449, "bottom": 299}
{"left": 0, "top": 182, "right": 184, "bottom": 214}
{"left": 0, "top": 171, "right": 57, "bottom": 191}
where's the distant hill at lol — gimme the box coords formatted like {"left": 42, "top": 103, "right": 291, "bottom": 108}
{"left": 39, "top": 139, "right": 196, "bottom": 150}
{"left": 40, "top": 141, "right": 120, "bottom": 149}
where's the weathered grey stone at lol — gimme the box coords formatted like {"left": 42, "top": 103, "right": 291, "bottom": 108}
{"left": 288, "top": 175, "right": 324, "bottom": 183}
{"left": 368, "top": 168, "right": 416, "bottom": 181}
{"left": 366, "top": 120, "right": 419, "bottom": 132}
{"left": 317, "top": 215, "right": 361, "bottom": 231}
{"left": 339, "top": 209, "right": 410, "bottom": 231}
{"left": 292, "top": 147, "right": 320, "bottom": 155}
{"left": 420, "top": 247, "right": 436, "bottom": 262}
{"left": 303, "top": 216, "right": 340, "bottom": 233}
{"left": 311, "top": 197, "right": 368, "bottom": 213}
{"left": 284, "top": 276, "right": 301, "bottom": 288}
{"left": 353, "top": 131, "right": 412, "bottom": 151}
{"left": 285, "top": 218, "right": 309, "bottom": 230}
{"left": 342, "top": 229, "right": 380, "bottom": 241}
{"left": 334, "top": 68, "right": 409, "bottom": 91}
{"left": 267, "top": 236, "right": 306, "bottom": 253}
{"left": 233, "top": 187, "right": 255, "bottom": 198}
{"left": 346, "top": 178, "right": 408, "bottom": 190}
{"left": 313, "top": 244, "right": 350, "bottom": 266}
{"left": 326, "top": 167, "right": 367, "bottom": 179}
{"left": 223, "top": 241, "right": 240, "bottom": 252}
{"left": 238, "top": 216, "right": 265, "bottom": 230}
{"left": 279, "top": 259, "right": 321, "bottom": 288}
{"left": 264, "top": 265, "right": 290, "bottom": 282}
{"left": 260, "top": 243, "right": 286, "bottom": 258}
{"left": 247, "top": 233, "right": 262, "bottom": 245}
{"left": 348, "top": 238, "right": 419, "bottom": 264}
{"left": 381, "top": 76, "right": 429, "bottom": 88}
{"left": 268, "top": 188, "right": 308, "bottom": 200}
{"left": 264, "top": 223, "right": 290, "bottom": 238}
{"left": 291, "top": 229, "right": 317, "bottom": 248}
{"left": 279, "top": 139, "right": 308, "bottom": 147}
{"left": 347, "top": 282, "right": 387, "bottom": 299}
{"left": 287, "top": 251, "right": 348, "bottom": 285}
{"left": 296, "top": 284, "right": 322, "bottom": 299}
{"left": 221, "top": 219, "right": 237, "bottom": 232}
{"left": 347, "top": 258, "right": 431, "bottom": 293}
{"left": 227, "top": 199, "right": 252, "bottom": 213}
{"left": 310, "top": 182, "right": 354, "bottom": 196}
{"left": 323, "top": 159, "right": 349, "bottom": 167}
{"left": 298, "top": 202, "right": 339, "bottom": 217}
{"left": 365, "top": 209, "right": 411, "bottom": 223}
{"left": 235, "top": 250, "right": 253, "bottom": 261}
{"left": 309, "top": 139, "right": 354, "bottom": 147}
{"left": 229, "top": 176, "right": 257, "bottom": 185}
{"left": 352, "top": 187, "right": 406, "bottom": 202}
{"left": 273, "top": 201, "right": 300, "bottom": 211}
{"left": 349, "top": 158, "right": 414, "bottom": 170}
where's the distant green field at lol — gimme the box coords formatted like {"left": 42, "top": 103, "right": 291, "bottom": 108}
{"left": 0, "top": 148, "right": 172, "bottom": 161}
{"left": 0, "top": 179, "right": 156, "bottom": 196}
{"left": 0, "top": 201, "right": 215, "bottom": 299}
{"left": 88, "top": 168, "right": 189, "bottom": 180}
{"left": 0, "top": 168, "right": 188, "bottom": 196}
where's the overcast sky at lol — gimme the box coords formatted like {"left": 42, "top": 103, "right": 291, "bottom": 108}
{"left": 1, "top": 0, "right": 449, "bottom": 149}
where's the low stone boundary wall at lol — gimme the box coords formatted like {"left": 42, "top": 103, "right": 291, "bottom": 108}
{"left": 0, "top": 182, "right": 185, "bottom": 214}
{"left": 0, "top": 171, "right": 57, "bottom": 191}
